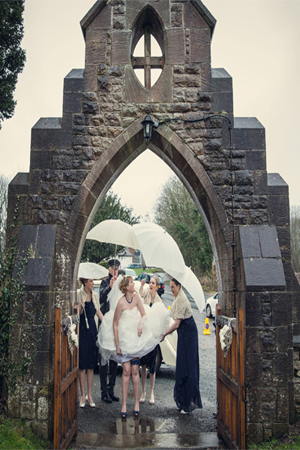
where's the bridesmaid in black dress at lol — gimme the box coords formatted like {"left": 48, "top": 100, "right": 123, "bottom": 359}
{"left": 76, "top": 278, "right": 103, "bottom": 408}
{"left": 139, "top": 275, "right": 162, "bottom": 405}
{"left": 161, "top": 278, "right": 202, "bottom": 414}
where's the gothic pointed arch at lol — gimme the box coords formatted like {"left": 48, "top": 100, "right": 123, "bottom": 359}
{"left": 54, "top": 118, "right": 231, "bottom": 309}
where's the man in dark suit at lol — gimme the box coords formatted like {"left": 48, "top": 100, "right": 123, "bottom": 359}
{"left": 99, "top": 259, "right": 120, "bottom": 403}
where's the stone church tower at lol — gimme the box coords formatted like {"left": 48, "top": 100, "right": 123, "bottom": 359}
{"left": 6, "top": 0, "right": 300, "bottom": 445}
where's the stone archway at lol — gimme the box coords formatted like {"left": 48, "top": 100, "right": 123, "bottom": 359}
{"left": 6, "top": 0, "right": 300, "bottom": 446}
{"left": 54, "top": 117, "right": 231, "bottom": 316}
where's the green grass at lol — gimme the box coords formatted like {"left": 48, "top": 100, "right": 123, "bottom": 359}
{"left": 0, "top": 418, "right": 50, "bottom": 450}
{"left": 249, "top": 435, "right": 300, "bottom": 450}
{"left": 135, "top": 267, "right": 162, "bottom": 276}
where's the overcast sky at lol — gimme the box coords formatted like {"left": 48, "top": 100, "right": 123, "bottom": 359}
{"left": 0, "top": 0, "right": 299, "bottom": 220}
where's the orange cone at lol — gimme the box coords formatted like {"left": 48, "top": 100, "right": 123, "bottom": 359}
{"left": 203, "top": 317, "right": 211, "bottom": 335}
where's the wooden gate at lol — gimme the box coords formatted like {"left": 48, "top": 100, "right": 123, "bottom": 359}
{"left": 54, "top": 308, "right": 79, "bottom": 449}
{"left": 216, "top": 305, "right": 246, "bottom": 450}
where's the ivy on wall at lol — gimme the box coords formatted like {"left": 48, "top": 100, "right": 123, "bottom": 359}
{"left": 0, "top": 199, "right": 45, "bottom": 401}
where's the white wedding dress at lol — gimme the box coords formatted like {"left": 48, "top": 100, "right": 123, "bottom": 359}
{"left": 97, "top": 275, "right": 170, "bottom": 364}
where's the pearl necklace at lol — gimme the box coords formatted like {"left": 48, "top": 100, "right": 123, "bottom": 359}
{"left": 125, "top": 294, "right": 133, "bottom": 304}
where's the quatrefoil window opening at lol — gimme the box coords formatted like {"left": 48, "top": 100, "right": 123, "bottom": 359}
{"left": 132, "top": 28, "right": 163, "bottom": 90}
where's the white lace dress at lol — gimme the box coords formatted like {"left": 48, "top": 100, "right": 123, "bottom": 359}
{"left": 97, "top": 275, "right": 170, "bottom": 364}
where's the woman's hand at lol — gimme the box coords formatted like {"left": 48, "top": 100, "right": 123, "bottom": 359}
{"left": 141, "top": 279, "right": 146, "bottom": 287}
{"left": 116, "top": 345, "right": 122, "bottom": 356}
{"left": 138, "top": 325, "right": 143, "bottom": 337}
{"left": 97, "top": 309, "right": 103, "bottom": 322}
{"left": 160, "top": 334, "right": 165, "bottom": 342}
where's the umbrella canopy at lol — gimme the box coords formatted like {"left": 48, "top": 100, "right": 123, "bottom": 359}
{"left": 133, "top": 222, "right": 185, "bottom": 274}
{"left": 78, "top": 262, "right": 108, "bottom": 279}
{"left": 167, "top": 265, "right": 205, "bottom": 313}
{"left": 86, "top": 219, "right": 140, "bottom": 250}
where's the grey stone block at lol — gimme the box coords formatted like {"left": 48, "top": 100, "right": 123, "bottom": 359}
{"left": 30, "top": 150, "right": 51, "bottom": 170}
{"left": 211, "top": 67, "right": 232, "bottom": 91}
{"left": 239, "top": 226, "right": 261, "bottom": 258}
{"left": 246, "top": 150, "right": 266, "bottom": 170}
{"left": 31, "top": 116, "right": 72, "bottom": 150}
{"left": 63, "top": 69, "right": 84, "bottom": 92}
{"left": 239, "top": 225, "right": 281, "bottom": 258}
{"left": 233, "top": 117, "right": 265, "bottom": 150}
{"left": 268, "top": 195, "right": 290, "bottom": 227}
{"left": 63, "top": 92, "right": 83, "bottom": 114}
{"left": 8, "top": 172, "right": 29, "bottom": 195}
{"left": 212, "top": 91, "right": 233, "bottom": 114}
{"left": 267, "top": 173, "right": 288, "bottom": 195}
{"left": 259, "top": 227, "right": 281, "bottom": 258}
{"left": 243, "top": 258, "right": 286, "bottom": 289}
{"left": 246, "top": 298, "right": 261, "bottom": 327}
{"left": 35, "top": 226, "right": 56, "bottom": 258}
{"left": 14, "top": 225, "right": 56, "bottom": 288}
{"left": 272, "top": 293, "right": 292, "bottom": 326}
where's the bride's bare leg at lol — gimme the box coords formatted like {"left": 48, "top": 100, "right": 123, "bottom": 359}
{"left": 131, "top": 363, "right": 140, "bottom": 412}
{"left": 122, "top": 362, "right": 131, "bottom": 413}
{"left": 140, "top": 365, "right": 146, "bottom": 402}
{"left": 149, "top": 372, "right": 156, "bottom": 404}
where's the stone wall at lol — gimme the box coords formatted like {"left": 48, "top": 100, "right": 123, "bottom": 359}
{"left": 6, "top": 0, "right": 300, "bottom": 445}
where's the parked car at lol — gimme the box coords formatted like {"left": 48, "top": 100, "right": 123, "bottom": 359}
{"left": 93, "top": 279, "right": 102, "bottom": 299}
{"left": 135, "top": 272, "right": 165, "bottom": 297}
{"left": 126, "top": 263, "right": 141, "bottom": 269}
{"left": 206, "top": 292, "right": 218, "bottom": 317}
{"left": 122, "top": 268, "right": 137, "bottom": 278}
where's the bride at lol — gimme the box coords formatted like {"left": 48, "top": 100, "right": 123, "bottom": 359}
{"left": 97, "top": 275, "right": 169, "bottom": 418}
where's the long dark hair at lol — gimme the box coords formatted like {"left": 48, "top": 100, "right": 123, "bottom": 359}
{"left": 79, "top": 278, "right": 88, "bottom": 286}
{"left": 171, "top": 278, "right": 181, "bottom": 288}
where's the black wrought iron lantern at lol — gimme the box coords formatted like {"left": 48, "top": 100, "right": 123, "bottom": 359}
{"left": 141, "top": 110, "right": 154, "bottom": 140}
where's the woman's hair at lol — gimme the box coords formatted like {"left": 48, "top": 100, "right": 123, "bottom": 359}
{"left": 119, "top": 276, "right": 133, "bottom": 294}
{"left": 171, "top": 278, "right": 181, "bottom": 288}
{"left": 79, "top": 277, "right": 88, "bottom": 286}
{"left": 151, "top": 275, "right": 160, "bottom": 286}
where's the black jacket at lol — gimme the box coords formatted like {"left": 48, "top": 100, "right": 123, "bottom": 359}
{"left": 100, "top": 273, "right": 112, "bottom": 316}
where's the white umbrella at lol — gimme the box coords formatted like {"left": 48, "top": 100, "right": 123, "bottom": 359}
{"left": 167, "top": 265, "right": 205, "bottom": 313}
{"left": 78, "top": 262, "right": 108, "bottom": 279}
{"left": 133, "top": 222, "right": 185, "bottom": 274}
{"left": 86, "top": 219, "right": 140, "bottom": 249}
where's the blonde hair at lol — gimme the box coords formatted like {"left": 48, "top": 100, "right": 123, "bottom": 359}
{"left": 151, "top": 275, "right": 160, "bottom": 286}
{"left": 119, "top": 276, "right": 133, "bottom": 294}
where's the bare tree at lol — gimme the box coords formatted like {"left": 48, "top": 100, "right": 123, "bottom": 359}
{"left": 0, "top": 175, "right": 9, "bottom": 260}
{"left": 291, "top": 205, "right": 300, "bottom": 274}
{"left": 154, "top": 176, "right": 213, "bottom": 277}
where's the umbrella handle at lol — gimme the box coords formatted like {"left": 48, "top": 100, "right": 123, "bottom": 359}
{"left": 80, "top": 290, "right": 89, "bottom": 329}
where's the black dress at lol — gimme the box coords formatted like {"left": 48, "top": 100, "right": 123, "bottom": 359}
{"left": 140, "top": 345, "right": 158, "bottom": 374}
{"left": 79, "top": 300, "right": 98, "bottom": 370}
{"left": 140, "top": 302, "right": 158, "bottom": 374}
{"left": 174, "top": 316, "right": 202, "bottom": 412}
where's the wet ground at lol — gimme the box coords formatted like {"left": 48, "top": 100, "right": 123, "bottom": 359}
{"left": 71, "top": 295, "right": 227, "bottom": 449}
